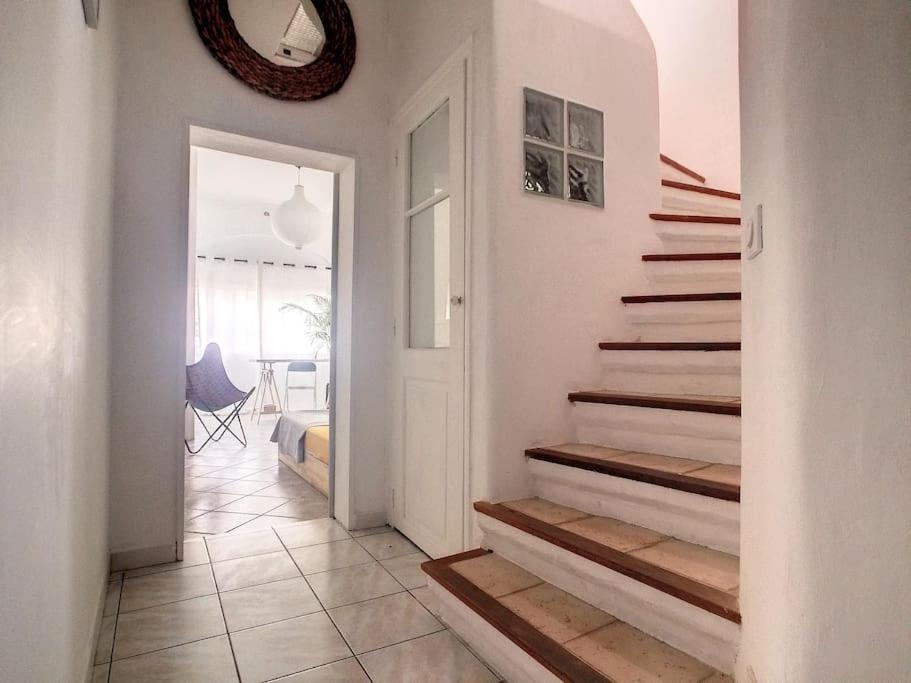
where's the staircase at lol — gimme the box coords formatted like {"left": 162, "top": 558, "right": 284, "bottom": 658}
{"left": 423, "top": 155, "right": 742, "bottom": 681}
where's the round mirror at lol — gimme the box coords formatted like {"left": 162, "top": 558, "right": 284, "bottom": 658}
{"left": 228, "top": 0, "right": 326, "bottom": 66}
{"left": 189, "top": 0, "right": 356, "bottom": 101}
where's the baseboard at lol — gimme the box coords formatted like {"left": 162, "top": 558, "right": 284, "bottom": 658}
{"left": 350, "top": 510, "right": 388, "bottom": 531}
{"left": 83, "top": 573, "right": 107, "bottom": 682}
{"left": 110, "top": 542, "right": 177, "bottom": 572}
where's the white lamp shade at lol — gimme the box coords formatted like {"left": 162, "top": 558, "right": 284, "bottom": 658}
{"left": 271, "top": 185, "right": 321, "bottom": 249}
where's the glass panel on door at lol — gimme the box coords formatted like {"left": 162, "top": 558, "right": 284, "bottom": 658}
{"left": 408, "top": 199, "right": 450, "bottom": 348}
{"left": 409, "top": 102, "right": 450, "bottom": 208}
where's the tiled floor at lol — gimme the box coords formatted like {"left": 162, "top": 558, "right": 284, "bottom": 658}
{"left": 184, "top": 420, "right": 329, "bottom": 539}
{"left": 95, "top": 520, "right": 500, "bottom": 682}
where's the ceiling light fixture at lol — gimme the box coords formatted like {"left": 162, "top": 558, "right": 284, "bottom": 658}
{"left": 271, "top": 166, "right": 321, "bottom": 250}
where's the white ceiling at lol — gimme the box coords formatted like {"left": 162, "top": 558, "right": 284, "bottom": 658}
{"left": 194, "top": 147, "right": 334, "bottom": 266}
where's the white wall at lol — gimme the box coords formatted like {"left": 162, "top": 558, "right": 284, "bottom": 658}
{"left": 109, "top": 0, "right": 392, "bottom": 561}
{"left": 484, "top": 0, "right": 660, "bottom": 506}
{"left": 0, "top": 2, "right": 118, "bottom": 680}
{"left": 631, "top": 0, "right": 741, "bottom": 190}
{"left": 739, "top": 1, "right": 911, "bottom": 679}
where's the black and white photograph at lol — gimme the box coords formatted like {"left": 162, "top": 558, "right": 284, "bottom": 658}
{"left": 567, "top": 154, "right": 604, "bottom": 207}
{"left": 524, "top": 88, "right": 564, "bottom": 146}
{"left": 525, "top": 142, "right": 564, "bottom": 199}
{"left": 567, "top": 102, "right": 604, "bottom": 156}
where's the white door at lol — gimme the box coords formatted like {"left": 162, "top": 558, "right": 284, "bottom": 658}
{"left": 391, "top": 54, "right": 468, "bottom": 559}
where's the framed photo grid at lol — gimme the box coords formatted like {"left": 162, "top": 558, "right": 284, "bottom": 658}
{"left": 523, "top": 88, "right": 604, "bottom": 208}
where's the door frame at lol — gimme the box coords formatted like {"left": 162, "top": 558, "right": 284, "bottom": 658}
{"left": 388, "top": 38, "right": 474, "bottom": 556}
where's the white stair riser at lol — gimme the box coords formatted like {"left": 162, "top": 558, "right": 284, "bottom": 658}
{"left": 644, "top": 260, "right": 741, "bottom": 291}
{"left": 624, "top": 299, "right": 741, "bottom": 341}
{"left": 600, "top": 350, "right": 741, "bottom": 396}
{"left": 528, "top": 458, "right": 740, "bottom": 554}
{"left": 478, "top": 515, "right": 739, "bottom": 674}
{"left": 654, "top": 223, "right": 741, "bottom": 255}
{"left": 660, "top": 188, "right": 740, "bottom": 217}
{"left": 572, "top": 402, "right": 741, "bottom": 464}
{"left": 428, "top": 577, "right": 557, "bottom": 683}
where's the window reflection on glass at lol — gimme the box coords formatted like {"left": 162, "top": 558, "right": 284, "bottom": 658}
{"left": 409, "top": 199, "right": 450, "bottom": 348}
{"left": 409, "top": 102, "right": 450, "bottom": 208}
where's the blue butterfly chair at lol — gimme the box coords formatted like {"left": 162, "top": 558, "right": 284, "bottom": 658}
{"left": 185, "top": 343, "right": 254, "bottom": 454}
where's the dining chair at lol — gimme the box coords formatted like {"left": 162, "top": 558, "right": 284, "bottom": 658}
{"left": 285, "top": 361, "right": 318, "bottom": 411}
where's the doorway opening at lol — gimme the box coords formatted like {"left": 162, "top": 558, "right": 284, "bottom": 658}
{"left": 181, "top": 126, "right": 356, "bottom": 545}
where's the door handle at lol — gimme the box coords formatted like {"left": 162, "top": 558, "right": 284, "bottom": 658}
{"left": 450, "top": 295, "right": 464, "bottom": 306}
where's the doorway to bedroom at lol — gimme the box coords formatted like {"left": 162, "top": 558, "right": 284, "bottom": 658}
{"left": 182, "top": 127, "right": 352, "bottom": 541}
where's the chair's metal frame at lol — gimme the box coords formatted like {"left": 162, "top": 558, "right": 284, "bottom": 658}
{"left": 184, "top": 389, "right": 254, "bottom": 454}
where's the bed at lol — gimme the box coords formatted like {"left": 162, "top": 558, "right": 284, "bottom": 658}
{"left": 270, "top": 410, "right": 331, "bottom": 496}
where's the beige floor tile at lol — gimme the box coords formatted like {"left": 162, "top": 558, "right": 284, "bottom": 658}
{"left": 349, "top": 525, "right": 392, "bottom": 538}
{"left": 355, "top": 530, "right": 419, "bottom": 560}
{"left": 92, "top": 664, "right": 109, "bottom": 683}
{"left": 687, "top": 464, "right": 741, "bottom": 487}
{"left": 184, "top": 531, "right": 210, "bottom": 542}
{"left": 565, "top": 621, "right": 714, "bottom": 681}
{"left": 230, "top": 611, "right": 351, "bottom": 683}
{"left": 380, "top": 551, "right": 431, "bottom": 589}
{"left": 240, "top": 469, "right": 298, "bottom": 484}
{"left": 269, "top": 498, "right": 330, "bottom": 520}
{"left": 630, "top": 539, "right": 740, "bottom": 591}
{"left": 187, "top": 478, "right": 237, "bottom": 493}
{"left": 215, "top": 495, "right": 287, "bottom": 515}
{"left": 109, "top": 634, "right": 238, "bottom": 683}
{"left": 212, "top": 550, "right": 299, "bottom": 592}
{"left": 558, "top": 515, "right": 667, "bottom": 552}
{"left": 183, "top": 491, "right": 244, "bottom": 512}
{"left": 126, "top": 541, "right": 210, "bottom": 579}
{"left": 275, "top": 517, "right": 350, "bottom": 548}
{"left": 451, "top": 553, "right": 542, "bottom": 598}
{"left": 94, "top": 615, "right": 115, "bottom": 664}
{"left": 272, "top": 658, "right": 369, "bottom": 682}
{"left": 329, "top": 592, "right": 443, "bottom": 654}
{"left": 605, "top": 451, "right": 711, "bottom": 474}
{"left": 220, "top": 577, "right": 321, "bottom": 632}
{"left": 120, "top": 564, "right": 216, "bottom": 612}
{"left": 289, "top": 539, "right": 374, "bottom": 574}
{"left": 185, "top": 511, "right": 257, "bottom": 535}
{"left": 500, "top": 583, "right": 614, "bottom": 644}
{"left": 184, "top": 508, "right": 208, "bottom": 522}
{"left": 254, "top": 480, "right": 316, "bottom": 499}
{"left": 701, "top": 673, "right": 735, "bottom": 682}
{"left": 502, "top": 497, "right": 590, "bottom": 524}
{"left": 185, "top": 465, "right": 222, "bottom": 477}
{"left": 205, "top": 529, "right": 283, "bottom": 563}
{"left": 113, "top": 595, "right": 226, "bottom": 660}
{"left": 306, "top": 562, "right": 404, "bottom": 608}
{"left": 104, "top": 580, "right": 122, "bottom": 616}
{"left": 208, "top": 465, "right": 271, "bottom": 479}
{"left": 358, "top": 630, "right": 498, "bottom": 683}
{"left": 409, "top": 586, "right": 442, "bottom": 618}
{"left": 211, "top": 479, "right": 275, "bottom": 496}
{"left": 226, "top": 515, "right": 295, "bottom": 534}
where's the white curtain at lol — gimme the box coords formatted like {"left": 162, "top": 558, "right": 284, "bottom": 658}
{"left": 193, "top": 260, "right": 332, "bottom": 410}
{"left": 194, "top": 259, "right": 260, "bottom": 393}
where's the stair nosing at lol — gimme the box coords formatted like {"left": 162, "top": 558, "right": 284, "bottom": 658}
{"left": 475, "top": 501, "right": 741, "bottom": 624}
{"left": 422, "top": 550, "right": 615, "bottom": 683}
{"left": 641, "top": 252, "right": 741, "bottom": 262}
{"left": 526, "top": 445, "right": 740, "bottom": 502}
{"left": 661, "top": 179, "right": 741, "bottom": 200}
{"left": 568, "top": 391, "right": 741, "bottom": 416}
{"left": 649, "top": 213, "right": 741, "bottom": 225}
{"left": 621, "top": 292, "right": 741, "bottom": 304}
{"left": 659, "top": 154, "right": 706, "bottom": 184}
{"left": 598, "top": 341, "right": 741, "bottom": 352}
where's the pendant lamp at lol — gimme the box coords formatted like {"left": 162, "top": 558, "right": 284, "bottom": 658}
{"left": 271, "top": 166, "right": 321, "bottom": 249}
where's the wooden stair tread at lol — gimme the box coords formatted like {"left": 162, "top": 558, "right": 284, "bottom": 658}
{"left": 661, "top": 179, "right": 741, "bottom": 200}
{"left": 650, "top": 213, "right": 741, "bottom": 225}
{"left": 423, "top": 549, "right": 729, "bottom": 681}
{"left": 598, "top": 341, "right": 741, "bottom": 351}
{"left": 659, "top": 154, "right": 706, "bottom": 184}
{"left": 642, "top": 252, "right": 741, "bottom": 262}
{"left": 475, "top": 499, "right": 740, "bottom": 623}
{"left": 568, "top": 391, "right": 741, "bottom": 416}
{"left": 621, "top": 292, "right": 741, "bottom": 304}
{"left": 526, "top": 443, "right": 740, "bottom": 501}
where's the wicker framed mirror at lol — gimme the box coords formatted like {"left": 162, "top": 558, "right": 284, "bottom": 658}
{"left": 188, "top": 0, "right": 356, "bottom": 102}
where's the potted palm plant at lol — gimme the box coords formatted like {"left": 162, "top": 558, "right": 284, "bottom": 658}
{"left": 281, "top": 294, "right": 331, "bottom": 357}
